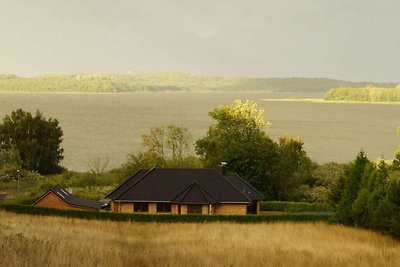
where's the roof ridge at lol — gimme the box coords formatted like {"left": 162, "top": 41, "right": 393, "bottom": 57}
{"left": 226, "top": 174, "right": 265, "bottom": 199}
{"left": 171, "top": 183, "right": 196, "bottom": 203}
{"left": 50, "top": 184, "right": 62, "bottom": 190}
{"left": 213, "top": 169, "right": 252, "bottom": 202}
{"left": 113, "top": 167, "right": 155, "bottom": 200}
{"left": 172, "top": 182, "right": 218, "bottom": 204}
{"left": 105, "top": 169, "right": 145, "bottom": 199}
{"left": 147, "top": 167, "right": 217, "bottom": 171}
{"left": 194, "top": 182, "right": 219, "bottom": 204}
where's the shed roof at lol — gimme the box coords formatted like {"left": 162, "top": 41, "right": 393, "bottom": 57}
{"left": 34, "top": 185, "right": 101, "bottom": 210}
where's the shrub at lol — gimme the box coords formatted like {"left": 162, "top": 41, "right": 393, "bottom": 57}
{"left": 260, "top": 201, "right": 333, "bottom": 213}
{"left": 0, "top": 204, "right": 332, "bottom": 223}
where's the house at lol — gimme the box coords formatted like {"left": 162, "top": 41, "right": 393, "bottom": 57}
{"left": 33, "top": 185, "right": 101, "bottom": 211}
{"left": 105, "top": 167, "right": 264, "bottom": 215}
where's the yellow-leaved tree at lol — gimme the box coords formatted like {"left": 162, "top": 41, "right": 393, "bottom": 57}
{"left": 394, "top": 126, "right": 400, "bottom": 168}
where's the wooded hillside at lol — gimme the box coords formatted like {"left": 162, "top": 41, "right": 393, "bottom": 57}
{"left": 325, "top": 84, "right": 400, "bottom": 102}
{"left": 0, "top": 72, "right": 396, "bottom": 93}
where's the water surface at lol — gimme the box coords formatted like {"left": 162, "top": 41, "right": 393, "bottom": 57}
{"left": 1, "top": 92, "right": 398, "bottom": 171}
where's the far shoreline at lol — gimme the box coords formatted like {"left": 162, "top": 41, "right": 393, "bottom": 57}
{"left": 261, "top": 98, "right": 400, "bottom": 105}
{"left": 0, "top": 90, "right": 274, "bottom": 95}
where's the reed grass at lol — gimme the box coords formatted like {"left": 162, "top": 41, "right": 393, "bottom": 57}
{"left": 0, "top": 211, "right": 399, "bottom": 267}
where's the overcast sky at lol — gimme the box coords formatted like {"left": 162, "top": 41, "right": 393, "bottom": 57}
{"left": 0, "top": 0, "right": 399, "bottom": 82}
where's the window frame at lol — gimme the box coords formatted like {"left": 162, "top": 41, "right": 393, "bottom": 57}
{"left": 133, "top": 202, "right": 149, "bottom": 213}
{"left": 156, "top": 203, "right": 172, "bottom": 213}
{"left": 187, "top": 204, "right": 203, "bottom": 214}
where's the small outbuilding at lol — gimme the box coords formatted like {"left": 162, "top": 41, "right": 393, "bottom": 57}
{"left": 106, "top": 167, "right": 264, "bottom": 215}
{"left": 33, "top": 185, "right": 101, "bottom": 211}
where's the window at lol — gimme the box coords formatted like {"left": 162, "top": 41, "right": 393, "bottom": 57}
{"left": 247, "top": 201, "right": 257, "bottom": 215}
{"left": 187, "top": 205, "right": 203, "bottom": 214}
{"left": 134, "top": 202, "right": 149, "bottom": 212}
{"left": 156, "top": 203, "right": 171, "bottom": 213}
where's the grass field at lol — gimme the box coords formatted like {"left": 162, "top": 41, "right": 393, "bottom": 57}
{"left": 1, "top": 211, "right": 399, "bottom": 267}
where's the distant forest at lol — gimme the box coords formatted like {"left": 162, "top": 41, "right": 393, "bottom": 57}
{"left": 325, "top": 84, "right": 400, "bottom": 102}
{"left": 0, "top": 72, "right": 396, "bottom": 93}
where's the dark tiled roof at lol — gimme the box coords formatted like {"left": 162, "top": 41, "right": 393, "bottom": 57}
{"left": 50, "top": 185, "right": 101, "bottom": 210}
{"left": 114, "top": 168, "right": 253, "bottom": 204}
{"left": 172, "top": 183, "right": 219, "bottom": 204}
{"left": 105, "top": 170, "right": 148, "bottom": 199}
{"left": 224, "top": 175, "right": 265, "bottom": 201}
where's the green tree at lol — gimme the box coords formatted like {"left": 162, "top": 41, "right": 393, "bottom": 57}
{"left": 165, "top": 125, "right": 191, "bottom": 162}
{"left": 388, "top": 175, "right": 400, "bottom": 236}
{"left": 141, "top": 127, "right": 166, "bottom": 159}
{"left": 124, "top": 124, "right": 196, "bottom": 173}
{"left": 351, "top": 162, "right": 377, "bottom": 227}
{"left": 367, "top": 160, "right": 392, "bottom": 229}
{"left": 327, "top": 171, "right": 346, "bottom": 207}
{"left": 351, "top": 159, "right": 398, "bottom": 234}
{"left": 275, "top": 136, "right": 314, "bottom": 200}
{"left": 394, "top": 127, "right": 400, "bottom": 169}
{"left": 0, "top": 147, "right": 21, "bottom": 181}
{"left": 336, "top": 151, "right": 371, "bottom": 225}
{"left": 0, "top": 109, "right": 64, "bottom": 174}
{"left": 141, "top": 124, "right": 191, "bottom": 164}
{"left": 195, "top": 100, "right": 279, "bottom": 197}
{"left": 278, "top": 136, "right": 306, "bottom": 176}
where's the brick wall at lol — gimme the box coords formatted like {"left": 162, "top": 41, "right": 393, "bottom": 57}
{"left": 214, "top": 204, "right": 247, "bottom": 215}
{"left": 109, "top": 202, "right": 249, "bottom": 215}
{"left": 180, "top": 204, "right": 188, "bottom": 214}
{"left": 34, "top": 192, "right": 94, "bottom": 211}
{"left": 202, "top": 205, "right": 209, "bottom": 215}
{"left": 120, "top": 202, "right": 133, "bottom": 213}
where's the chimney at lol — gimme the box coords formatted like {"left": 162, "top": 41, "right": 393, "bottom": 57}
{"left": 219, "top": 161, "right": 227, "bottom": 175}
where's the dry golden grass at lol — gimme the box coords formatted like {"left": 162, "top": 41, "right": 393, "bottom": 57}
{"left": 0, "top": 211, "right": 399, "bottom": 267}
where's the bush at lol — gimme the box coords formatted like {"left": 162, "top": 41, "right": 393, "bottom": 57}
{"left": 261, "top": 201, "right": 333, "bottom": 213}
{"left": 0, "top": 204, "right": 332, "bottom": 223}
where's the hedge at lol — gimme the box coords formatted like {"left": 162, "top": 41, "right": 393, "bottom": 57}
{"left": 0, "top": 204, "right": 332, "bottom": 223}
{"left": 260, "top": 201, "right": 333, "bottom": 213}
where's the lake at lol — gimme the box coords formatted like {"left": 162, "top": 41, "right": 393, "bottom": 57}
{"left": 0, "top": 92, "right": 398, "bottom": 171}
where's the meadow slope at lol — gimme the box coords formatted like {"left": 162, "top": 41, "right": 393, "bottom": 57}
{"left": 0, "top": 211, "right": 399, "bottom": 267}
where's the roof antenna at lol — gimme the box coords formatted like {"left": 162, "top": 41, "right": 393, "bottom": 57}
{"left": 219, "top": 161, "right": 227, "bottom": 175}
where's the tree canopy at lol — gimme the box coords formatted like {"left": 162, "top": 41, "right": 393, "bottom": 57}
{"left": 0, "top": 109, "right": 64, "bottom": 174}
{"left": 195, "top": 100, "right": 280, "bottom": 196}
{"left": 324, "top": 85, "right": 400, "bottom": 102}
{"left": 332, "top": 151, "right": 400, "bottom": 236}
{"left": 394, "top": 127, "right": 400, "bottom": 169}
{"left": 274, "top": 136, "right": 315, "bottom": 201}
{"left": 141, "top": 124, "right": 191, "bottom": 164}
{"left": 123, "top": 124, "right": 199, "bottom": 174}
{"left": 0, "top": 72, "right": 395, "bottom": 93}
{"left": 335, "top": 151, "right": 372, "bottom": 225}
